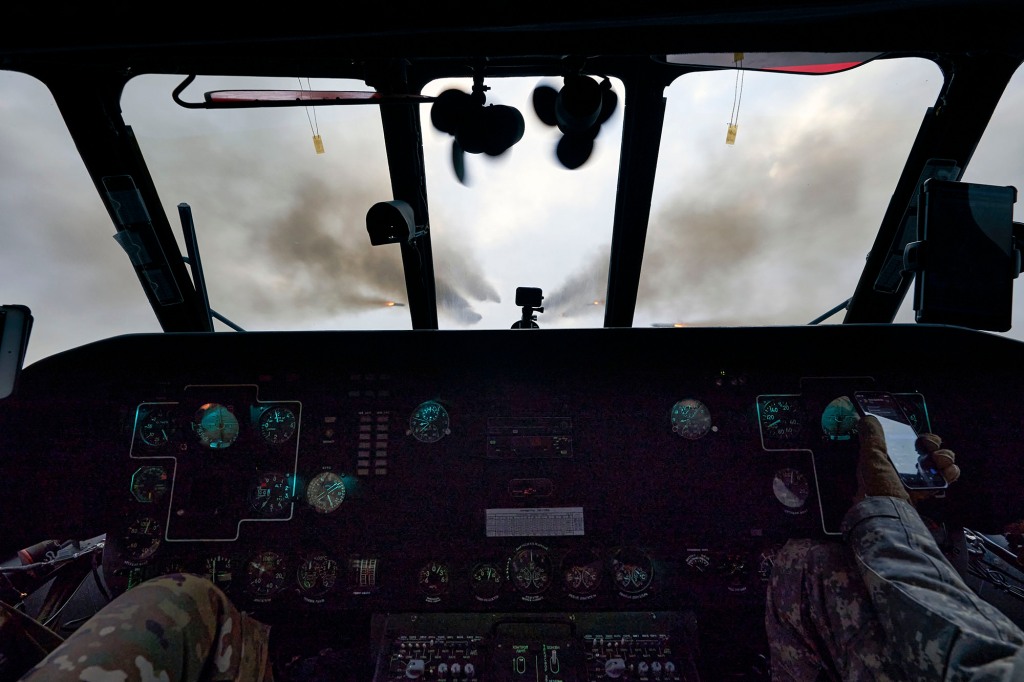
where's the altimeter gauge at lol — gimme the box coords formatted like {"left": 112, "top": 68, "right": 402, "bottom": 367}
{"left": 408, "top": 400, "right": 450, "bottom": 443}
{"left": 248, "top": 471, "right": 293, "bottom": 517}
{"left": 193, "top": 403, "right": 240, "bottom": 449}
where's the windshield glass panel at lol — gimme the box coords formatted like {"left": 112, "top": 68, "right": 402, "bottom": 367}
{"left": 638, "top": 56, "right": 943, "bottom": 328}
{"left": 0, "top": 71, "right": 160, "bottom": 365}
{"left": 420, "top": 77, "right": 621, "bottom": 329}
{"left": 122, "top": 75, "right": 406, "bottom": 334}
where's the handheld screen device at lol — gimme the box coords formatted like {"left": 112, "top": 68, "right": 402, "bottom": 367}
{"left": 853, "top": 391, "right": 948, "bottom": 491}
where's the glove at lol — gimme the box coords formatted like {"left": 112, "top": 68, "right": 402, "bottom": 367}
{"left": 855, "top": 414, "right": 960, "bottom": 504}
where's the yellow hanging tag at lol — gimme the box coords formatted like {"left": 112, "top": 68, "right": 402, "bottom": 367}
{"left": 313, "top": 134, "right": 325, "bottom": 154}
{"left": 726, "top": 124, "right": 738, "bottom": 145}
{"left": 734, "top": 52, "right": 744, "bottom": 63}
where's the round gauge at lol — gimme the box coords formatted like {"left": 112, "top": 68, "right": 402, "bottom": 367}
{"left": 759, "top": 397, "right": 804, "bottom": 443}
{"left": 408, "top": 400, "right": 450, "bottom": 443}
{"left": 193, "top": 403, "right": 240, "bottom": 449}
{"left": 259, "top": 406, "right": 298, "bottom": 444}
{"left": 297, "top": 553, "right": 338, "bottom": 597}
{"left": 246, "top": 550, "right": 288, "bottom": 597}
{"left": 611, "top": 547, "right": 654, "bottom": 595}
{"left": 470, "top": 562, "right": 504, "bottom": 602}
{"left": 670, "top": 399, "right": 712, "bottom": 439}
{"left": 138, "top": 407, "right": 173, "bottom": 447}
{"left": 773, "top": 468, "right": 810, "bottom": 510}
{"left": 509, "top": 544, "right": 552, "bottom": 597}
{"left": 417, "top": 561, "right": 451, "bottom": 598}
{"left": 121, "top": 516, "right": 162, "bottom": 566}
{"left": 130, "top": 465, "right": 170, "bottom": 504}
{"left": 248, "top": 472, "right": 293, "bottom": 517}
{"left": 561, "top": 549, "right": 603, "bottom": 597}
{"left": 305, "top": 471, "right": 346, "bottom": 514}
{"left": 204, "top": 554, "right": 235, "bottom": 591}
{"left": 820, "top": 396, "right": 858, "bottom": 441}
{"left": 684, "top": 552, "right": 712, "bottom": 574}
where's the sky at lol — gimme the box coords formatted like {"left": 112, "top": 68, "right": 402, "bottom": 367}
{"left": 3, "top": 57, "right": 1024, "bottom": 366}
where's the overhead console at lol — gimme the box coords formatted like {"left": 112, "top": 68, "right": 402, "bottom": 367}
{"left": 3, "top": 324, "right": 1022, "bottom": 679}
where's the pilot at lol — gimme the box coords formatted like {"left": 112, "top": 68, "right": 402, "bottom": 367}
{"left": 11, "top": 414, "right": 1024, "bottom": 681}
{"left": 766, "top": 413, "right": 1024, "bottom": 680}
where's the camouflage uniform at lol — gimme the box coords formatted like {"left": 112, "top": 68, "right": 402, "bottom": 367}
{"left": 767, "top": 496, "right": 1024, "bottom": 681}
{"left": 18, "top": 572, "right": 272, "bottom": 681}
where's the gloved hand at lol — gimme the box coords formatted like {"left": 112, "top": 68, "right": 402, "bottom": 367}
{"left": 855, "top": 413, "right": 960, "bottom": 504}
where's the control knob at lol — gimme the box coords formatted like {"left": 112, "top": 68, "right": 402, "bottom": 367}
{"left": 605, "top": 657, "right": 626, "bottom": 678}
{"left": 405, "top": 658, "right": 425, "bottom": 679}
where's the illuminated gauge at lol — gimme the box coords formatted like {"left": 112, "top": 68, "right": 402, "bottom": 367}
{"left": 611, "top": 547, "right": 654, "bottom": 596}
{"left": 248, "top": 472, "right": 294, "bottom": 517}
{"left": 561, "top": 549, "right": 603, "bottom": 597}
{"left": 758, "top": 396, "right": 804, "bottom": 444}
{"left": 193, "top": 403, "right": 240, "bottom": 449}
{"left": 509, "top": 544, "right": 552, "bottom": 597}
{"left": 470, "top": 562, "right": 504, "bottom": 602}
{"left": 297, "top": 553, "right": 338, "bottom": 598}
{"left": 684, "top": 551, "right": 712, "bottom": 574}
{"left": 408, "top": 400, "right": 450, "bottom": 443}
{"left": 820, "top": 396, "right": 858, "bottom": 441}
{"left": 204, "top": 554, "right": 235, "bottom": 591}
{"left": 773, "top": 468, "right": 810, "bottom": 511}
{"left": 138, "top": 407, "right": 173, "bottom": 447}
{"left": 670, "top": 399, "right": 712, "bottom": 439}
{"left": 246, "top": 550, "right": 288, "bottom": 597}
{"left": 417, "top": 561, "right": 451, "bottom": 599}
{"left": 259, "top": 405, "right": 298, "bottom": 444}
{"left": 130, "top": 465, "right": 170, "bottom": 504}
{"left": 305, "top": 471, "right": 346, "bottom": 514}
{"left": 121, "top": 516, "right": 162, "bottom": 566}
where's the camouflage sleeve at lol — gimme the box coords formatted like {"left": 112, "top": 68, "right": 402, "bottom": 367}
{"left": 843, "top": 496, "right": 1024, "bottom": 681}
{"left": 19, "top": 572, "right": 272, "bottom": 682}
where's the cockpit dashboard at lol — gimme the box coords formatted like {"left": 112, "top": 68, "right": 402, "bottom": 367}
{"left": 3, "top": 324, "right": 1023, "bottom": 679}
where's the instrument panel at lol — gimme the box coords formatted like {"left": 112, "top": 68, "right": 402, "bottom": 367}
{"left": 3, "top": 324, "right": 1022, "bottom": 679}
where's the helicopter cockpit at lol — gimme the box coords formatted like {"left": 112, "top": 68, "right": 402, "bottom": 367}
{"left": 2, "top": 5, "right": 1024, "bottom": 680}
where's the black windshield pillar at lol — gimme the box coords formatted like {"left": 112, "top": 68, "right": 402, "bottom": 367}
{"left": 379, "top": 101, "right": 439, "bottom": 330}
{"left": 603, "top": 69, "right": 668, "bottom": 328}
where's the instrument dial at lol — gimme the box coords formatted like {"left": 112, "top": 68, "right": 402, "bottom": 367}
{"left": 121, "top": 516, "right": 162, "bottom": 565}
{"left": 246, "top": 550, "right": 288, "bottom": 597}
{"left": 509, "top": 544, "right": 552, "bottom": 597}
{"left": 821, "top": 396, "right": 858, "bottom": 441}
{"left": 204, "top": 554, "right": 235, "bottom": 591}
{"left": 611, "top": 547, "right": 654, "bottom": 595}
{"left": 773, "top": 468, "right": 810, "bottom": 511}
{"left": 305, "top": 471, "right": 346, "bottom": 514}
{"left": 758, "top": 396, "right": 804, "bottom": 445}
{"left": 417, "top": 561, "right": 451, "bottom": 599}
{"left": 259, "top": 405, "right": 298, "bottom": 444}
{"left": 193, "top": 403, "right": 240, "bottom": 449}
{"left": 561, "top": 549, "right": 603, "bottom": 597}
{"left": 248, "top": 471, "right": 293, "bottom": 517}
{"left": 670, "top": 399, "right": 712, "bottom": 439}
{"left": 298, "top": 553, "right": 338, "bottom": 597}
{"left": 130, "top": 465, "right": 170, "bottom": 504}
{"left": 138, "top": 407, "right": 173, "bottom": 447}
{"left": 470, "top": 562, "right": 504, "bottom": 601}
{"left": 408, "top": 400, "right": 450, "bottom": 443}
